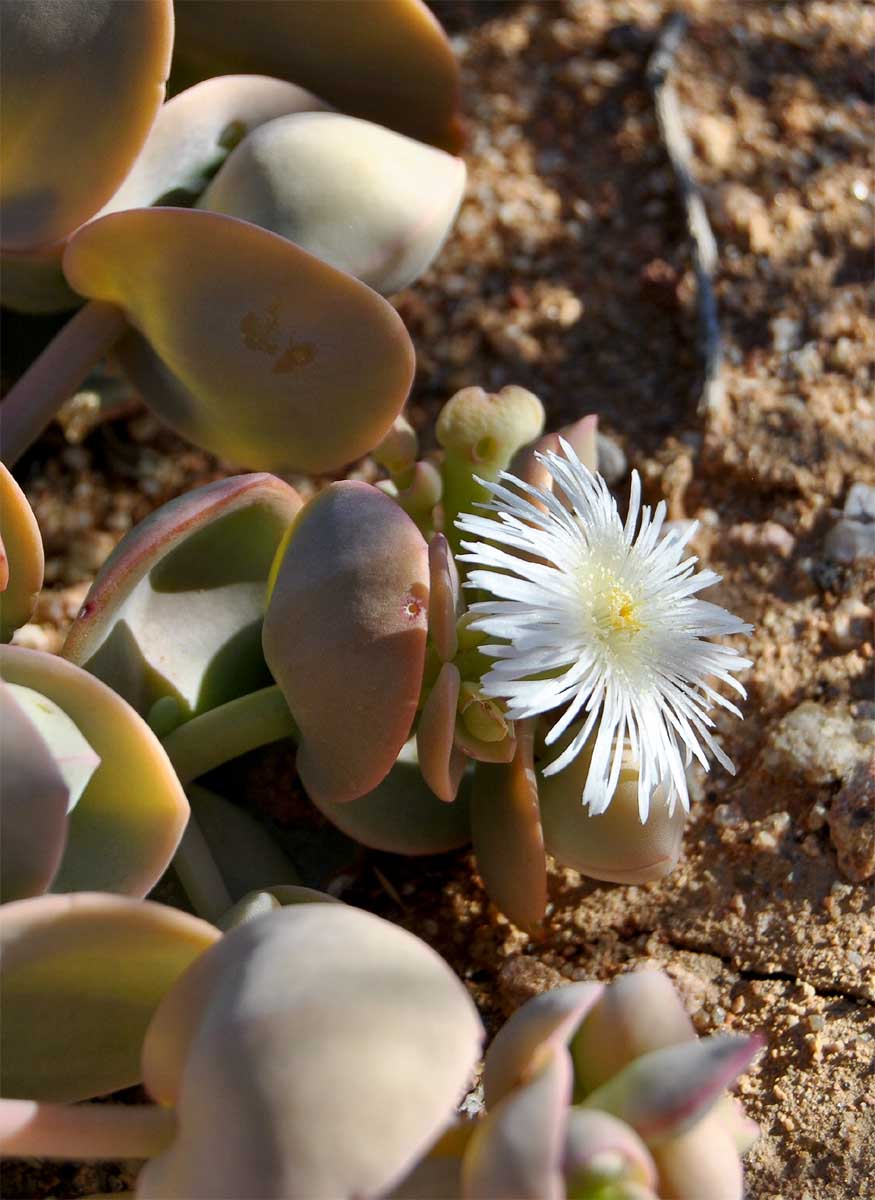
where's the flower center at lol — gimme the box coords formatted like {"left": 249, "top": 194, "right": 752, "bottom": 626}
{"left": 591, "top": 583, "right": 642, "bottom": 640}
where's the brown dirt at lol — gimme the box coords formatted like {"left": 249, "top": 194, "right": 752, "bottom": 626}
{"left": 4, "top": 1, "right": 873, "bottom": 1198}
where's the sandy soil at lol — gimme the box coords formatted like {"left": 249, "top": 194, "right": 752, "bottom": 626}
{"left": 4, "top": 2, "right": 873, "bottom": 1197}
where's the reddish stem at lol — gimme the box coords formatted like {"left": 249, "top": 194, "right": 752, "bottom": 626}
{"left": 0, "top": 1097, "right": 175, "bottom": 1160}
{"left": 0, "top": 300, "right": 128, "bottom": 464}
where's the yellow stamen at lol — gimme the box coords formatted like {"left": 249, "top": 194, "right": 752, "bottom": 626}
{"left": 593, "top": 585, "right": 642, "bottom": 638}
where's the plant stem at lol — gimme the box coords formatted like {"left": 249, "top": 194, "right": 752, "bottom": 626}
{"left": 161, "top": 685, "right": 298, "bottom": 785}
{"left": 0, "top": 300, "right": 128, "bottom": 465}
{"left": 173, "top": 803, "right": 234, "bottom": 924}
{"left": 161, "top": 687, "right": 298, "bottom": 922}
{"left": 0, "top": 1098, "right": 175, "bottom": 1160}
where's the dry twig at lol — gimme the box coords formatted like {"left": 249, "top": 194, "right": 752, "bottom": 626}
{"left": 647, "top": 13, "right": 725, "bottom": 422}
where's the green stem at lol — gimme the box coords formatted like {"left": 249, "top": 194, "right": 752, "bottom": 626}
{"left": 173, "top": 802, "right": 234, "bottom": 925}
{"left": 162, "top": 687, "right": 298, "bottom": 922}
{"left": 0, "top": 1098, "right": 175, "bottom": 1160}
{"left": 0, "top": 300, "right": 129, "bottom": 465}
{"left": 161, "top": 685, "right": 298, "bottom": 784}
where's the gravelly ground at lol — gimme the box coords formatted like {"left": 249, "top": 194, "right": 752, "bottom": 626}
{"left": 4, "top": 2, "right": 873, "bottom": 1197}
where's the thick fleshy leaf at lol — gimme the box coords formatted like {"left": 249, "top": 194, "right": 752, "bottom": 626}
{"left": 0, "top": 684, "right": 68, "bottom": 903}
{"left": 539, "top": 733, "right": 685, "bottom": 884}
{"left": 428, "top": 533, "right": 460, "bottom": 663}
{"left": 0, "top": 646, "right": 188, "bottom": 896}
{"left": 0, "top": 893, "right": 218, "bottom": 1102}
{"left": 189, "top": 787, "right": 299, "bottom": 903}
{"left": 263, "top": 482, "right": 428, "bottom": 805}
{"left": 650, "top": 1110, "right": 745, "bottom": 1200}
{"left": 0, "top": 463, "right": 44, "bottom": 641}
{"left": 462, "top": 1051, "right": 570, "bottom": 1200}
{"left": 0, "top": 0, "right": 173, "bottom": 251}
{"left": 6, "top": 684, "right": 100, "bottom": 812}
{"left": 199, "top": 112, "right": 465, "bottom": 295}
{"left": 97, "top": 75, "right": 328, "bottom": 218}
{"left": 470, "top": 721, "right": 547, "bottom": 933}
{"left": 63, "top": 474, "right": 301, "bottom": 719}
{"left": 483, "top": 982, "right": 604, "bottom": 1108}
{"left": 438, "top": 386, "right": 545, "bottom": 557}
{"left": 63, "top": 209, "right": 416, "bottom": 472}
{"left": 140, "top": 905, "right": 483, "bottom": 1198}
{"left": 511, "top": 414, "right": 599, "bottom": 495}
{"left": 171, "top": 0, "right": 462, "bottom": 151}
{"left": 571, "top": 970, "right": 696, "bottom": 1096}
{"left": 563, "top": 1109, "right": 658, "bottom": 1198}
{"left": 311, "top": 737, "right": 472, "bottom": 855}
{"left": 418, "top": 662, "right": 466, "bottom": 803}
{"left": 388, "top": 1122, "right": 473, "bottom": 1199}
{"left": 581, "top": 1035, "right": 763, "bottom": 1144}
{"left": 218, "top": 885, "right": 342, "bottom": 931}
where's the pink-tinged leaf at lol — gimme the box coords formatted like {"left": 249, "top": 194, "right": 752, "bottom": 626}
{"left": 563, "top": 1109, "right": 658, "bottom": 1195}
{"left": 418, "top": 662, "right": 466, "bottom": 803}
{"left": 0, "top": 0, "right": 173, "bottom": 251}
{"left": 264, "top": 482, "right": 428, "bottom": 805}
{"left": 571, "top": 970, "right": 696, "bottom": 1095}
{"left": 581, "top": 1034, "right": 764, "bottom": 1144}
{"left": 715, "top": 1095, "right": 760, "bottom": 1154}
{"left": 141, "top": 905, "right": 483, "bottom": 1199}
{"left": 470, "top": 720, "right": 547, "bottom": 933}
{"left": 650, "top": 1110, "right": 747, "bottom": 1200}
{"left": 0, "top": 893, "right": 218, "bottom": 1102}
{"left": 171, "top": 0, "right": 462, "bottom": 152}
{"left": 0, "top": 684, "right": 69, "bottom": 902}
{"left": 311, "top": 737, "right": 472, "bottom": 855}
{"left": 0, "top": 646, "right": 188, "bottom": 897}
{"left": 63, "top": 473, "right": 301, "bottom": 718}
{"left": 462, "top": 1050, "right": 570, "bottom": 1200}
{"left": 511, "top": 414, "right": 599, "bottom": 495}
{"left": 0, "top": 463, "right": 44, "bottom": 642}
{"left": 63, "top": 209, "right": 416, "bottom": 473}
{"left": 388, "top": 1121, "right": 473, "bottom": 1199}
{"left": 428, "top": 533, "right": 461, "bottom": 663}
{"left": 484, "top": 982, "right": 604, "bottom": 1107}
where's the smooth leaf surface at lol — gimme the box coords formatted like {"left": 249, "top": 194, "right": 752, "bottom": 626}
{"left": 311, "top": 737, "right": 472, "bottom": 855}
{"left": 263, "top": 483, "right": 429, "bottom": 805}
{"left": 141, "top": 905, "right": 483, "bottom": 1198}
{"left": 0, "top": 646, "right": 188, "bottom": 897}
{"left": 417, "top": 662, "right": 466, "bottom": 803}
{"left": 0, "top": 684, "right": 69, "bottom": 903}
{"left": 0, "top": 463, "right": 44, "bottom": 641}
{"left": 484, "top": 981, "right": 604, "bottom": 1108}
{"left": 0, "top": 0, "right": 173, "bottom": 250}
{"left": 63, "top": 473, "right": 301, "bottom": 718}
{"left": 571, "top": 970, "right": 697, "bottom": 1096}
{"left": 171, "top": 0, "right": 462, "bottom": 151}
{"left": 470, "top": 721, "right": 547, "bottom": 932}
{"left": 199, "top": 112, "right": 465, "bottom": 295}
{"left": 463, "top": 1051, "right": 570, "bottom": 1200}
{"left": 63, "top": 209, "right": 415, "bottom": 472}
{"left": 0, "top": 893, "right": 218, "bottom": 1102}
{"left": 97, "top": 75, "right": 329, "bottom": 218}
{"left": 539, "top": 732, "right": 685, "bottom": 884}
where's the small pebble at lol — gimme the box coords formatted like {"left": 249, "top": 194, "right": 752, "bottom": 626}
{"left": 828, "top": 759, "right": 875, "bottom": 882}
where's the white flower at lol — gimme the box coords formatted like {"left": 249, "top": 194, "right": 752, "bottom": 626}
{"left": 456, "top": 441, "right": 752, "bottom": 819}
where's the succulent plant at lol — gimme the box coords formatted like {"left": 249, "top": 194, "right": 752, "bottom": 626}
{"left": 0, "top": 463, "right": 44, "bottom": 642}
{"left": 0, "top": 0, "right": 464, "bottom": 466}
{"left": 0, "top": 902, "right": 758, "bottom": 1200}
{"left": 46, "top": 380, "right": 748, "bottom": 933}
{"left": 0, "top": 899, "right": 484, "bottom": 1198}
{"left": 0, "top": 646, "right": 188, "bottom": 904}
